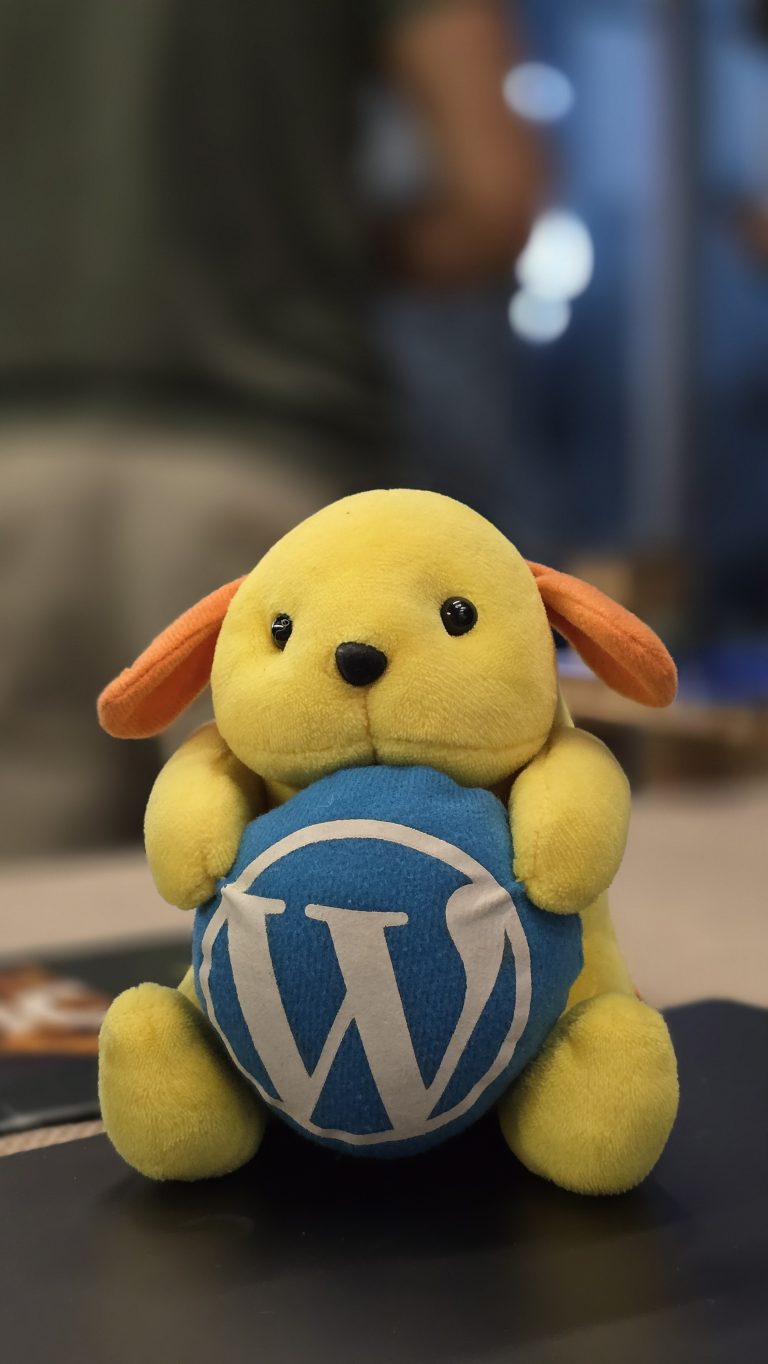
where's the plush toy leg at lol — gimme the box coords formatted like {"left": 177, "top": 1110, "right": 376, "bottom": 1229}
{"left": 99, "top": 983, "right": 265, "bottom": 1181}
{"left": 498, "top": 993, "right": 678, "bottom": 1195}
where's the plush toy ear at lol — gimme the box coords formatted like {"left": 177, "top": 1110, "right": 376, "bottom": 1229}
{"left": 97, "top": 577, "right": 245, "bottom": 738}
{"left": 527, "top": 561, "right": 677, "bottom": 707}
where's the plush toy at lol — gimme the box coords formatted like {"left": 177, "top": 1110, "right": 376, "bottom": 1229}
{"left": 97, "top": 489, "right": 679, "bottom": 1193}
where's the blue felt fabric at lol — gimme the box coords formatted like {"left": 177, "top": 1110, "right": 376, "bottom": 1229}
{"left": 193, "top": 766, "right": 582, "bottom": 1156}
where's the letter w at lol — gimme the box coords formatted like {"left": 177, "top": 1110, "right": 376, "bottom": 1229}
{"left": 223, "top": 888, "right": 425, "bottom": 1128}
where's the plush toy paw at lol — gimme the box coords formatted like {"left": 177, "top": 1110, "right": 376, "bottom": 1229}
{"left": 144, "top": 724, "right": 263, "bottom": 909}
{"left": 99, "top": 983, "right": 265, "bottom": 1180}
{"left": 146, "top": 816, "right": 241, "bottom": 911}
{"left": 509, "top": 728, "right": 631, "bottom": 913}
{"left": 497, "top": 993, "right": 679, "bottom": 1195}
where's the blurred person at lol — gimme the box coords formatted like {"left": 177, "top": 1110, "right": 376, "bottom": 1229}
{"left": 0, "top": 0, "right": 542, "bottom": 857}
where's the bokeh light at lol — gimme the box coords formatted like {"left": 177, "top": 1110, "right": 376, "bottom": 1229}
{"left": 502, "top": 61, "right": 575, "bottom": 123}
{"left": 508, "top": 291, "right": 571, "bottom": 344}
{"left": 515, "top": 211, "right": 595, "bottom": 301}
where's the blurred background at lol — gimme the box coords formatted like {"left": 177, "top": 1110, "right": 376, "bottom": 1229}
{"left": 0, "top": 0, "right": 766, "bottom": 1120}
{"left": 2, "top": 0, "right": 767, "bottom": 861}
{"left": 2, "top": 0, "right": 767, "bottom": 866}
{"left": 0, "top": 0, "right": 763, "bottom": 1134}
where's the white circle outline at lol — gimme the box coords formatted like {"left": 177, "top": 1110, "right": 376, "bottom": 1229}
{"left": 198, "top": 819, "right": 531, "bottom": 1146}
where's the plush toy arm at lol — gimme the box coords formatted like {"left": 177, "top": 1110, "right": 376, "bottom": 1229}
{"left": 509, "top": 726, "right": 630, "bottom": 914}
{"left": 145, "top": 723, "right": 265, "bottom": 910}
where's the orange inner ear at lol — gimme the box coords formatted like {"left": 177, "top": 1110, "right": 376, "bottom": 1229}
{"left": 527, "top": 561, "right": 677, "bottom": 707}
{"left": 97, "top": 577, "right": 245, "bottom": 738}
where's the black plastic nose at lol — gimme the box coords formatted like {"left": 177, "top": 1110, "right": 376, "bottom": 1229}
{"left": 335, "top": 642, "right": 388, "bottom": 687}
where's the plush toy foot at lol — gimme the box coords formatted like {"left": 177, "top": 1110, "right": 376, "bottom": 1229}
{"left": 99, "top": 983, "right": 265, "bottom": 1181}
{"left": 498, "top": 993, "right": 678, "bottom": 1195}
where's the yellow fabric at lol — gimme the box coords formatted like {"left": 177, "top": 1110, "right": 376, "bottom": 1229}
{"left": 144, "top": 722, "right": 265, "bottom": 909}
{"left": 211, "top": 489, "right": 558, "bottom": 791}
{"left": 509, "top": 725, "right": 630, "bottom": 914}
{"left": 566, "top": 893, "right": 635, "bottom": 1006}
{"left": 98, "top": 983, "right": 265, "bottom": 1181}
{"left": 99, "top": 489, "right": 677, "bottom": 1190}
{"left": 177, "top": 967, "right": 199, "bottom": 1004}
{"left": 545, "top": 691, "right": 634, "bottom": 1002}
{"left": 498, "top": 994, "right": 679, "bottom": 1194}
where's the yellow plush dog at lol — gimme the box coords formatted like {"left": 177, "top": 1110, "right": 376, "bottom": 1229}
{"left": 98, "top": 489, "right": 678, "bottom": 1193}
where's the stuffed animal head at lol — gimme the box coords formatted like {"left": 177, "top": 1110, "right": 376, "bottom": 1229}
{"left": 98, "top": 489, "right": 676, "bottom": 789}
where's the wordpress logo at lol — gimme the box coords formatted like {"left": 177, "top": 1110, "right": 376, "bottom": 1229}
{"left": 193, "top": 768, "right": 582, "bottom": 1155}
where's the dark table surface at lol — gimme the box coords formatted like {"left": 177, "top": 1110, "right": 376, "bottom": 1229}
{"left": 1, "top": 1000, "right": 766, "bottom": 1364}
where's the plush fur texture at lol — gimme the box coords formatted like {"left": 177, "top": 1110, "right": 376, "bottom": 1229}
{"left": 97, "top": 489, "right": 679, "bottom": 1192}
{"left": 498, "top": 994, "right": 679, "bottom": 1194}
{"left": 191, "top": 764, "right": 584, "bottom": 1155}
{"left": 527, "top": 562, "right": 677, "bottom": 708}
{"left": 99, "top": 577, "right": 244, "bottom": 739}
{"left": 99, "top": 982, "right": 265, "bottom": 1181}
{"left": 509, "top": 726, "right": 631, "bottom": 914}
{"left": 144, "top": 723, "right": 265, "bottom": 910}
{"left": 209, "top": 490, "right": 561, "bottom": 791}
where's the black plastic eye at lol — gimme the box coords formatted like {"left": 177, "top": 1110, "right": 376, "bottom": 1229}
{"left": 271, "top": 614, "right": 293, "bottom": 649}
{"left": 440, "top": 597, "right": 478, "bottom": 636}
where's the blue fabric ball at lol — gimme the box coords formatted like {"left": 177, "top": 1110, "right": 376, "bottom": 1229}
{"left": 193, "top": 766, "right": 582, "bottom": 1156}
